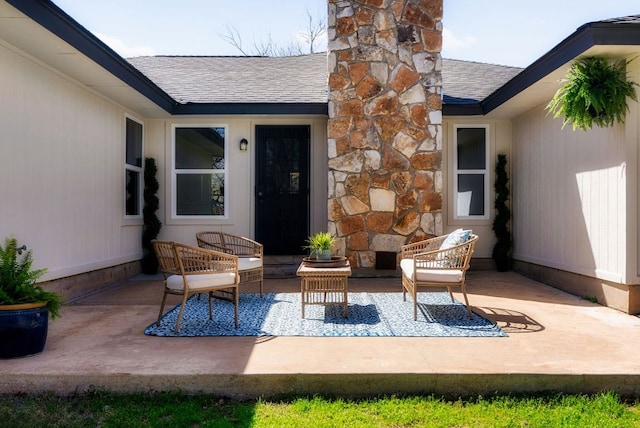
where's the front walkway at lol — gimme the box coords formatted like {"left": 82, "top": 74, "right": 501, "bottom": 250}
{"left": 1, "top": 271, "right": 639, "bottom": 399}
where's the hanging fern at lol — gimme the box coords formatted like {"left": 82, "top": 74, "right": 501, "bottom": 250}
{"left": 546, "top": 56, "right": 638, "bottom": 131}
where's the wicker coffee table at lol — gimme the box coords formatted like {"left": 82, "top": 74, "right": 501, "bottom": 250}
{"left": 296, "top": 260, "right": 352, "bottom": 318}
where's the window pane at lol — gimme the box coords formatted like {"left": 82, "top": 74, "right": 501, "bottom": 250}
{"left": 126, "top": 118, "right": 143, "bottom": 167}
{"left": 458, "top": 174, "right": 484, "bottom": 216}
{"left": 176, "top": 173, "right": 225, "bottom": 216}
{"left": 457, "top": 128, "right": 485, "bottom": 170}
{"left": 175, "top": 127, "right": 225, "bottom": 169}
{"left": 125, "top": 169, "right": 140, "bottom": 215}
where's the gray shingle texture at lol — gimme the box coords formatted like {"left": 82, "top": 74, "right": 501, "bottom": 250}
{"left": 441, "top": 58, "right": 522, "bottom": 105}
{"left": 128, "top": 54, "right": 523, "bottom": 106}
{"left": 597, "top": 15, "right": 640, "bottom": 24}
{"left": 127, "top": 53, "right": 328, "bottom": 104}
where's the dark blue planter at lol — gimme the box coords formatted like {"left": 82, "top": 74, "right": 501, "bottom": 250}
{"left": 0, "top": 304, "right": 49, "bottom": 358}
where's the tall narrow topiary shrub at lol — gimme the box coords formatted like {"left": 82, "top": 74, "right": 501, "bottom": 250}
{"left": 492, "top": 153, "right": 512, "bottom": 271}
{"left": 141, "top": 157, "right": 161, "bottom": 274}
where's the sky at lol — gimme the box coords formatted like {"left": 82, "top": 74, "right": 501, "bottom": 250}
{"left": 51, "top": 0, "right": 640, "bottom": 68}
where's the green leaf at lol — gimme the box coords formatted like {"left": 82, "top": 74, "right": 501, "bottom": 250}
{"left": 546, "top": 56, "right": 638, "bottom": 131}
{"left": 303, "top": 232, "right": 336, "bottom": 251}
{"left": 0, "top": 236, "right": 60, "bottom": 319}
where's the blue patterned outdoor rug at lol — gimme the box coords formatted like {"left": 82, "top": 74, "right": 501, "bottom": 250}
{"left": 145, "top": 292, "right": 506, "bottom": 337}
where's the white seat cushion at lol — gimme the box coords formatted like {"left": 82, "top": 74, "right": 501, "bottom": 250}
{"left": 166, "top": 273, "right": 237, "bottom": 292}
{"left": 400, "top": 259, "right": 464, "bottom": 283}
{"left": 238, "top": 257, "right": 262, "bottom": 271}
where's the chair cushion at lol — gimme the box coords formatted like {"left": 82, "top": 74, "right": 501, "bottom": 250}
{"left": 437, "top": 229, "right": 472, "bottom": 267}
{"left": 238, "top": 257, "right": 262, "bottom": 271}
{"left": 166, "top": 273, "right": 237, "bottom": 292}
{"left": 400, "top": 259, "right": 464, "bottom": 283}
{"left": 439, "top": 229, "right": 471, "bottom": 250}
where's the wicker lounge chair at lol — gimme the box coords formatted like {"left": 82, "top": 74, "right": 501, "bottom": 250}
{"left": 400, "top": 231, "right": 478, "bottom": 320}
{"left": 152, "top": 240, "right": 239, "bottom": 332}
{"left": 196, "top": 231, "right": 264, "bottom": 296}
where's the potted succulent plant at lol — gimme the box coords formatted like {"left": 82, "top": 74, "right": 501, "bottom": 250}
{"left": 303, "top": 232, "right": 336, "bottom": 260}
{"left": 0, "top": 236, "right": 60, "bottom": 358}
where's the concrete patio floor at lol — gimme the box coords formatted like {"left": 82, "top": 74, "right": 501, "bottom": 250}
{"left": 1, "top": 270, "right": 639, "bottom": 399}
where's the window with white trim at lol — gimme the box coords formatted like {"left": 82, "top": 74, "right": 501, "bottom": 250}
{"left": 454, "top": 125, "right": 489, "bottom": 219}
{"left": 125, "top": 117, "right": 143, "bottom": 217}
{"left": 172, "top": 125, "right": 227, "bottom": 218}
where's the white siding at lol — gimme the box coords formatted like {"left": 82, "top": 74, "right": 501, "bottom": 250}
{"left": 0, "top": 42, "right": 330, "bottom": 283}
{"left": 0, "top": 42, "right": 141, "bottom": 280}
{"left": 512, "top": 106, "right": 628, "bottom": 283}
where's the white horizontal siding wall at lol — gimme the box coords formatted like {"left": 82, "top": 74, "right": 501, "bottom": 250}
{"left": 512, "top": 106, "right": 628, "bottom": 283}
{"left": 0, "top": 42, "right": 141, "bottom": 280}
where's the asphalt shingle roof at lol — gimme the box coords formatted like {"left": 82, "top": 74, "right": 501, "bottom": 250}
{"left": 11, "top": 2, "right": 640, "bottom": 115}
{"left": 441, "top": 58, "right": 523, "bottom": 105}
{"left": 128, "top": 54, "right": 523, "bottom": 107}
{"left": 127, "top": 53, "right": 328, "bottom": 104}
{"left": 597, "top": 15, "right": 640, "bottom": 24}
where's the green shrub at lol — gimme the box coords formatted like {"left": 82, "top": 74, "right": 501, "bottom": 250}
{"left": 492, "top": 153, "right": 512, "bottom": 271}
{"left": 142, "top": 157, "right": 161, "bottom": 274}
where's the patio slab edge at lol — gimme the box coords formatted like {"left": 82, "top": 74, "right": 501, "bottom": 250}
{"left": 2, "top": 372, "right": 638, "bottom": 399}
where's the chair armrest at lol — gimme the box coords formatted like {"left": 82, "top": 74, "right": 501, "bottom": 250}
{"left": 151, "top": 240, "right": 180, "bottom": 277}
{"left": 196, "top": 232, "right": 233, "bottom": 254}
{"left": 401, "top": 234, "right": 444, "bottom": 259}
{"left": 221, "top": 234, "right": 263, "bottom": 258}
{"left": 174, "top": 243, "right": 239, "bottom": 275}
{"left": 198, "top": 241, "right": 232, "bottom": 254}
{"left": 196, "top": 231, "right": 263, "bottom": 257}
{"left": 412, "top": 235, "right": 478, "bottom": 270}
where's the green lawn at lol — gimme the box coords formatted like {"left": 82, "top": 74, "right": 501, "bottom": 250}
{"left": 0, "top": 391, "right": 638, "bottom": 427}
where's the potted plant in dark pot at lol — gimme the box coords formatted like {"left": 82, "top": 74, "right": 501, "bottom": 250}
{"left": 0, "top": 237, "right": 60, "bottom": 358}
{"left": 303, "top": 232, "right": 336, "bottom": 260}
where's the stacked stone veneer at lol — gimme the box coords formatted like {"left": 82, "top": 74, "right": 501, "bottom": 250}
{"left": 327, "top": 0, "right": 443, "bottom": 268}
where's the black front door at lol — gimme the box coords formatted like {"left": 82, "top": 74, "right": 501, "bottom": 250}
{"left": 255, "top": 125, "right": 310, "bottom": 255}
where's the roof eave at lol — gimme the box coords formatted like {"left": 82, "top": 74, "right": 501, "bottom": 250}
{"left": 6, "top": 0, "right": 177, "bottom": 113}
{"left": 174, "top": 103, "right": 329, "bottom": 115}
{"left": 480, "top": 22, "right": 640, "bottom": 115}
{"left": 442, "top": 104, "right": 484, "bottom": 116}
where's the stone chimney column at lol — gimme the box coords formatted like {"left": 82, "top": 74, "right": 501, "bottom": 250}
{"left": 327, "top": 0, "right": 444, "bottom": 268}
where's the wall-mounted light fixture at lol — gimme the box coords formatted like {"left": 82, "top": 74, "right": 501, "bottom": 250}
{"left": 239, "top": 138, "right": 248, "bottom": 151}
